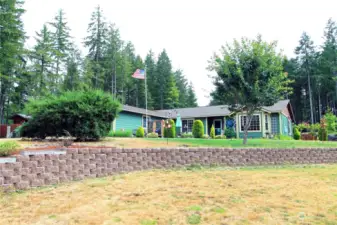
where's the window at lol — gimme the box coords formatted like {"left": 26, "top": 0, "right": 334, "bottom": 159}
{"left": 240, "top": 115, "right": 260, "bottom": 132}
{"left": 182, "top": 119, "right": 194, "bottom": 133}
{"left": 265, "top": 115, "right": 269, "bottom": 130}
{"left": 142, "top": 116, "right": 150, "bottom": 128}
{"left": 271, "top": 116, "right": 278, "bottom": 134}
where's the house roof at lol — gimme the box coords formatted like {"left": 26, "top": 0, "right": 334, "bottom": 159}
{"left": 155, "top": 105, "right": 231, "bottom": 119}
{"left": 122, "top": 100, "right": 293, "bottom": 120}
{"left": 122, "top": 105, "right": 167, "bottom": 118}
{"left": 10, "top": 114, "right": 31, "bottom": 120}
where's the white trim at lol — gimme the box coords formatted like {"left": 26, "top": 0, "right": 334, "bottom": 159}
{"left": 182, "top": 118, "right": 195, "bottom": 133}
{"left": 142, "top": 115, "right": 150, "bottom": 128}
{"left": 239, "top": 114, "right": 262, "bottom": 132}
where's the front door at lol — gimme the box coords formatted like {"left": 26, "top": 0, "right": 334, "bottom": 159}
{"left": 213, "top": 119, "right": 222, "bottom": 136}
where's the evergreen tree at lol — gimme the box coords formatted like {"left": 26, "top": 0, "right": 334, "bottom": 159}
{"left": 31, "top": 24, "right": 54, "bottom": 96}
{"left": 0, "top": 0, "right": 26, "bottom": 123}
{"left": 63, "top": 45, "right": 82, "bottom": 91}
{"left": 164, "top": 74, "right": 179, "bottom": 109}
{"left": 144, "top": 50, "right": 156, "bottom": 109}
{"left": 174, "top": 69, "right": 189, "bottom": 108}
{"left": 186, "top": 82, "right": 198, "bottom": 107}
{"left": 49, "top": 9, "right": 71, "bottom": 90}
{"left": 84, "top": 5, "right": 108, "bottom": 89}
{"left": 155, "top": 50, "right": 172, "bottom": 109}
{"left": 295, "top": 32, "right": 317, "bottom": 124}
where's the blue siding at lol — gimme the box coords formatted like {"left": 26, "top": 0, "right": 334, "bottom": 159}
{"left": 116, "top": 111, "right": 142, "bottom": 131}
{"left": 239, "top": 132, "right": 263, "bottom": 138}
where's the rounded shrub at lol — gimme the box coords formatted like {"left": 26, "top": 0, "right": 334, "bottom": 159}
{"left": 224, "top": 128, "right": 236, "bottom": 139}
{"left": 164, "top": 119, "right": 176, "bottom": 138}
{"left": 192, "top": 120, "right": 204, "bottom": 138}
{"left": 181, "top": 132, "right": 193, "bottom": 138}
{"left": 293, "top": 127, "right": 300, "bottom": 140}
{"left": 215, "top": 135, "right": 226, "bottom": 139}
{"left": 21, "top": 90, "right": 121, "bottom": 141}
{"left": 210, "top": 125, "right": 215, "bottom": 139}
{"left": 136, "top": 127, "right": 145, "bottom": 138}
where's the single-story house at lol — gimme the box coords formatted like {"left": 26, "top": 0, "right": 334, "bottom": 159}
{"left": 113, "top": 100, "right": 295, "bottom": 138}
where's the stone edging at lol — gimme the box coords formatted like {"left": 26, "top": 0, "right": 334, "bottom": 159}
{"left": 1, "top": 147, "right": 337, "bottom": 190}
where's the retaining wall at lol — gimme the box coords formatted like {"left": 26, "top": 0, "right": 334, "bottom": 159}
{"left": 1, "top": 147, "right": 337, "bottom": 190}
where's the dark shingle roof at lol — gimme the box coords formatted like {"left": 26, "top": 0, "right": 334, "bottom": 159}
{"left": 122, "top": 100, "right": 291, "bottom": 119}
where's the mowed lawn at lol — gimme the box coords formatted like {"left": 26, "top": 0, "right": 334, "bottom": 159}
{"left": 2, "top": 165, "right": 337, "bottom": 224}
{"left": 145, "top": 138, "right": 337, "bottom": 149}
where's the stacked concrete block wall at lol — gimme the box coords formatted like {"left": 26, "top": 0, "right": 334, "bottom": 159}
{"left": 1, "top": 147, "right": 337, "bottom": 190}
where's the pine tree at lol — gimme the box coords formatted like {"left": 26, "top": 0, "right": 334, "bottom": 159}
{"left": 295, "top": 32, "right": 317, "bottom": 124}
{"left": 164, "top": 74, "right": 179, "bottom": 109}
{"left": 84, "top": 5, "right": 108, "bottom": 89}
{"left": 49, "top": 9, "right": 71, "bottom": 90}
{"left": 63, "top": 45, "right": 82, "bottom": 91}
{"left": 174, "top": 69, "right": 188, "bottom": 108}
{"left": 155, "top": 50, "right": 172, "bottom": 109}
{"left": 0, "top": 0, "right": 26, "bottom": 123}
{"left": 31, "top": 24, "right": 54, "bottom": 96}
{"left": 186, "top": 82, "right": 198, "bottom": 107}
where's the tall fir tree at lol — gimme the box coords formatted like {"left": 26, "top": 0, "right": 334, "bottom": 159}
{"left": 31, "top": 24, "right": 54, "bottom": 96}
{"left": 174, "top": 69, "right": 188, "bottom": 108}
{"left": 49, "top": 9, "right": 71, "bottom": 92}
{"left": 295, "top": 32, "right": 317, "bottom": 124}
{"left": 155, "top": 50, "right": 172, "bottom": 109}
{"left": 144, "top": 50, "right": 156, "bottom": 109}
{"left": 63, "top": 45, "right": 82, "bottom": 91}
{"left": 84, "top": 5, "right": 108, "bottom": 89}
{"left": 0, "top": 0, "right": 26, "bottom": 122}
{"left": 186, "top": 82, "right": 198, "bottom": 107}
{"left": 164, "top": 74, "right": 179, "bottom": 109}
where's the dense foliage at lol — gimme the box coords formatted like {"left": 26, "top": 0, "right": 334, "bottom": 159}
{"left": 324, "top": 110, "right": 337, "bottom": 133}
{"left": 285, "top": 19, "right": 337, "bottom": 124}
{"left": 21, "top": 90, "right": 121, "bottom": 141}
{"left": 224, "top": 128, "right": 236, "bottom": 139}
{"left": 136, "top": 127, "right": 144, "bottom": 138}
{"left": 0, "top": 141, "right": 20, "bottom": 157}
{"left": 164, "top": 119, "right": 176, "bottom": 138}
{"left": 0, "top": 2, "right": 198, "bottom": 124}
{"left": 209, "top": 36, "right": 292, "bottom": 144}
{"left": 293, "top": 127, "right": 301, "bottom": 140}
{"left": 181, "top": 132, "right": 193, "bottom": 138}
{"left": 210, "top": 125, "right": 215, "bottom": 139}
{"left": 192, "top": 120, "right": 204, "bottom": 138}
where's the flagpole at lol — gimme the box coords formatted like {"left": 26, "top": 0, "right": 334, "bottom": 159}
{"left": 145, "top": 66, "right": 148, "bottom": 136}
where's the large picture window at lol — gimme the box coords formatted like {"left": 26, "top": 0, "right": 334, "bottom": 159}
{"left": 240, "top": 115, "right": 260, "bottom": 132}
{"left": 182, "top": 119, "right": 194, "bottom": 133}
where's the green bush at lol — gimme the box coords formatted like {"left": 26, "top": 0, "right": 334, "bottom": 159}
{"left": 181, "top": 132, "right": 193, "bottom": 138}
{"left": 318, "top": 118, "right": 328, "bottom": 141}
{"left": 215, "top": 135, "right": 226, "bottom": 139}
{"left": 210, "top": 125, "right": 215, "bottom": 139}
{"left": 136, "top": 127, "right": 145, "bottom": 138}
{"left": 0, "top": 141, "right": 20, "bottom": 157}
{"left": 293, "top": 127, "right": 301, "bottom": 140}
{"left": 224, "top": 128, "right": 236, "bottom": 139}
{"left": 108, "top": 130, "right": 132, "bottom": 137}
{"left": 164, "top": 119, "right": 176, "bottom": 138}
{"left": 202, "top": 135, "right": 209, "bottom": 139}
{"left": 147, "top": 132, "right": 159, "bottom": 138}
{"left": 192, "top": 120, "right": 204, "bottom": 138}
{"left": 21, "top": 90, "right": 121, "bottom": 141}
{"left": 324, "top": 110, "right": 337, "bottom": 133}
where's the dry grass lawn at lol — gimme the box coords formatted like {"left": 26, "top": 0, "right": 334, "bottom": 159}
{"left": 2, "top": 165, "right": 337, "bottom": 225}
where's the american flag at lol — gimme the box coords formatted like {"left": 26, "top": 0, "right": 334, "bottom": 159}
{"left": 132, "top": 69, "right": 145, "bottom": 80}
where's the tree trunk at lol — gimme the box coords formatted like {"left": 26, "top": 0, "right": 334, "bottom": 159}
{"left": 242, "top": 112, "right": 254, "bottom": 145}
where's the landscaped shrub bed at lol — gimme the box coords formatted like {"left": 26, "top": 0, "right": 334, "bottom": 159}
{"left": 0, "top": 141, "right": 20, "bottom": 157}
{"left": 108, "top": 130, "right": 132, "bottom": 137}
